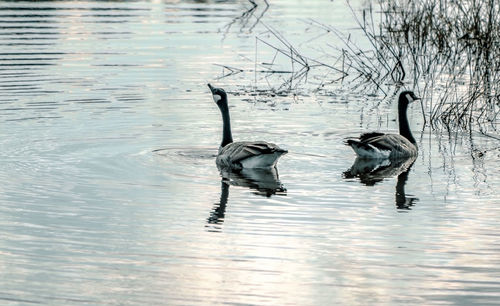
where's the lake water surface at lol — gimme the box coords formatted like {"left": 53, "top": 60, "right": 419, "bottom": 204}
{"left": 1, "top": 0, "right": 499, "bottom": 305}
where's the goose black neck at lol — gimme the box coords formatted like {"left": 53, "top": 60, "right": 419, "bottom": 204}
{"left": 218, "top": 99, "right": 233, "bottom": 147}
{"left": 398, "top": 99, "right": 416, "bottom": 144}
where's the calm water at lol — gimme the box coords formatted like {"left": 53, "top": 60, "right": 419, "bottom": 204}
{"left": 1, "top": 0, "right": 499, "bottom": 305}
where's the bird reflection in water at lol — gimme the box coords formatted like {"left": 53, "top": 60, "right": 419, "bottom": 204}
{"left": 343, "top": 156, "right": 418, "bottom": 210}
{"left": 206, "top": 167, "right": 286, "bottom": 231}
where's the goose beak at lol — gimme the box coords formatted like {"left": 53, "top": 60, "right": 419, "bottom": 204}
{"left": 207, "top": 83, "right": 215, "bottom": 94}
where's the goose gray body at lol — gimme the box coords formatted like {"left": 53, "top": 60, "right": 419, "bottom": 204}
{"left": 217, "top": 141, "right": 287, "bottom": 170}
{"left": 346, "top": 91, "right": 420, "bottom": 159}
{"left": 208, "top": 84, "right": 287, "bottom": 170}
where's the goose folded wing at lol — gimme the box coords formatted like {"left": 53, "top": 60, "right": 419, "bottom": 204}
{"left": 366, "top": 134, "right": 408, "bottom": 152}
{"left": 364, "top": 135, "right": 395, "bottom": 151}
{"left": 228, "top": 142, "right": 284, "bottom": 163}
{"left": 359, "top": 132, "right": 386, "bottom": 142}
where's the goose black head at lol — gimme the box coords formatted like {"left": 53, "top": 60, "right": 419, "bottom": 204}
{"left": 208, "top": 84, "right": 228, "bottom": 107}
{"left": 399, "top": 90, "right": 421, "bottom": 105}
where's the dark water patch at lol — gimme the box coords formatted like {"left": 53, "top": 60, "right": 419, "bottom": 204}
{"left": 80, "top": 14, "right": 142, "bottom": 18}
{"left": 78, "top": 20, "right": 129, "bottom": 24}
{"left": 0, "top": 14, "right": 141, "bottom": 20}
{"left": 0, "top": 68, "right": 44, "bottom": 74}
{"left": 0, "top": 84, "right": 41, "bottom": 88}
{"left": 66, "top": 98, "right": 110, "bottom": 104}
{"left": 0, "top": 78, "right": 59, "bottom": 84}
{"left": 0, "top": 7, "right": 149, "bottom": 12}
{"left": 192, "top": 20, "right": 215, "bottom": 24}
{"left": 5, "top": 115, "right": 61, "bottom": 121}
{"left": 0, "top": 25, "right": 59, "bottom": 29}
{"left": 0, "top": 57, "right": 62, "bottom": 61}
{"left": 0, "top": 20, "right": 53, "bottom": 24}
{"left": 92, "top": 64, "right": 139, "bottom": 67}
{"left": 1, "top": 106, "right": 57, "bottom": 111}
{"left": 0, "top": 42, "right": 57, "bottom": 46}
{"left": 0, "top": 63, "right": 55, "bottom": 67}
{"left": 0, "top": 72, "right": 34, "bottom": 76}
{"left": 0, "top": 14, "right": 62, "bottom": 18}
{"left": 90, "top": 31, "right": 132, "bottom": 35}
{"left": 104, "top": 106, "right": 131, "bottom": 110}
{"left": 0, "top": 52, "right": 66, "bottom": 56}
{"left": 0, "top": 38, "right": 58, "bottom": 42}
{"left": 0, "top": 98, "right": 18, "bottom": 102}
{"left": 51, "top": 78, "right": 88, "bottom": 84}
{"left": 25, "top": 101, "right": 65, "bottom": 106}
{"left": 116, "top": 97, "right": 144, "bottom": 102}
{"left": 93, "top": 87, "right": 122, "bottom": 92}
{"left": 115, "top": 94, "right": 145, "bottom": 102}
{"left": 4, "top": 90, "right": 61, "bottom": 95}
{"left": 0, "top": 31, "right": 59, "bottom": 36}
{"left": 164, "top": 6, "right": 239, "bottom": 13}
{"left": 0, "top": 87, "right": 40, "bottom": 92}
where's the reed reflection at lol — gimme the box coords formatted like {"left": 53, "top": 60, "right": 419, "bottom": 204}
{"left": 206, "top": 167, "right": 286, "bottom": 231}
{"left": 343, "top": 156, "right": 418, "bottom": 210}
{"left": 222, "top": 0, "right": 269, "bottom": 35}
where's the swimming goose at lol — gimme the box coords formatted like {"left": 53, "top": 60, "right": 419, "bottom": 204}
{"left": 346, "top": 91, "right": 420, "bottom": 159}
{"left": 208, "top": 84, "right": 287, "bottom": 170}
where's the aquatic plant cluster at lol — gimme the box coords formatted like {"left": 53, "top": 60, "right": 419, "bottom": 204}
{"left": 351, "top": 0, "right": 500, "bottom": 131}
{"left": 222, "top": 0, "right": 500, "bottom": 133}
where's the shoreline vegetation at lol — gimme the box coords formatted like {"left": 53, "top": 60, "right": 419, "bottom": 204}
{"left": 344, "top": 0, "right": 499, "bottom": 134}
{"left": 218, "top": 0, "right": 499, "bottom": 135}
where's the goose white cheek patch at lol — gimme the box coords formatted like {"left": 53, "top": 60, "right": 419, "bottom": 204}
{"left": 406, "top": 94, "right": 414, "bottom": 103}
{"left": 213, "top": 94, "right": 221, "bottom": 103}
